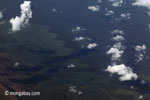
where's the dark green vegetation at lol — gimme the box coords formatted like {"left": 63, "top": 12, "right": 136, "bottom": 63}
{"left": 0, "top": 20, "right": 149, "bottom": 100}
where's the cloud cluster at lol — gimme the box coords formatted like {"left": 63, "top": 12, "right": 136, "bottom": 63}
{"left": 69, "top": 86, "right": 82, "bottom": 95}
{"left": 109, "top": 0, "right": 124, "bottom": 7}
{"left": 105, "top": 8, "right": 114, "bottom": 16}
{"left": 133, "top": 0, "right": 150, "bottom": 16}
{"left": 107, "top": 33, "right": 124, "bottom": 61}
{"left": 135, "top": 45, "right": 147, "bottom": 62}
{"left": 10, "top": 1, "right": 32, "bottom": 32}
{"left": 106, "top": 29, "right": 138, "bottom": 81}
{"left": 107, "top": 43, "right": 124, "bottom": 61}
{"left": 120, "top": 13, "right": 131, "bottom": 19}
{"left": 88, "top": 5, "right": 100, "bottom": 12}
{"left": 106, "top": 64, "right": 138, "bottom": 81}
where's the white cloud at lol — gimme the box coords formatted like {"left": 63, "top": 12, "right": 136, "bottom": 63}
{"left": 111, "top": 29, "right": 124, "bottom": 35}
{"left": 106, "top": 29, "right": 138, "bottom": 81}
{"left": 0, "top": 11, "right": 3, "bottom": 19}
{"left": 67, "top": 64, "right": 75, "bottom": 68}
{"left": 135, "top": 45, "right": 147, "bottom": 62}
{"left": 107, "top": 43, "right": 124, "bottom": 61}
{"left": 120, "top": 13, "right": 131, "bottom": 19}
{"left": 148, "top": 24, "right": 150, "bottom": 31}
{"left": 97, "top": 0, "right": 102, "bottom": 3}
{"left": 75, "top": 36, "right": 85, "bottom": 41}
{"left": 51, "top": 8, "right": 63, "bottom": 14}
{"left": 109, "top": 0, "right": 124, "bottom": 7}
{"left": 140, "top": 80, "right": 146, "bottom": 84}
{"left": 107, "top": 34, "right": 124, "bottom": 61}
{"left": 14, "top": 62, "right": 20, "bottom": 67}
{"left": 87, "top": 43, "right": 97, "bottom": 49}
{"left": 69, "top": 86, "right": 82, "bottom": 95}
{"left": 112, "top": 35, "right": 125, "bottom": 41}
{"left": 10, "top": 1, "right": 32, "bottom": 32}
{"left": 132, "top": 0, "right": 150, "bottom": 9}
{"left": 138, "top": 95, "right": 144, "bottom": 100}
{"left": 52, "top": 8, "right": 57, "bottom": 12}
{"left": 133, "top": 0, "right": 150, "bottom": 16}
{"left": 135, "top": 45, "right": 147, "bottom": 52}
{"left": 105, "top": 9, "right": 114, "bottom": 16}
{"left": 106, "top": 64, "right": 138, "bottom": 81}
{"left": 72, "top": 26, "right": 86, "bottom": 33}
{"left": 136, "top": 54, "right": 144, "bottom": 62}
{"left": 88, "top": 5, "right": 100, "bottom": 12}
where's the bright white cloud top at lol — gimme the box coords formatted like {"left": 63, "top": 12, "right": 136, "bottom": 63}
{"left": 10, "top": 1, "right": 32, "bottom": 32}
{"left": 107, "top": 43, "right": 124, "bottom": 61}
{"left": 135, "top": 45, "right": 147, "bottom": 52}
{"left": 106, "top": 64, "right": 138, "bottom": 81}
{"left": 88, "top": 5, "right": 100, "bottom": 12}
{"left": 87, "top": 43, "right": 97, "bottom": 49}
{"left": 133, "top": 0, "right": 150, "bottom": 9}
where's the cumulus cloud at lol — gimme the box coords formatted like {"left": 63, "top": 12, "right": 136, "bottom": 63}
{"left": 135, "top": 45, "right": 147, "bottom": 62}
{"left": 10, "top": 1, "right": 32, "bottom": 32}
{"left": 109, "top": 0, "right": 124, "bottom": 7}
{"left": 87, "top": 43, "right": 97, "bottom": 49}
{"left": 88, "top": 5, "right": 100, "bottom": 12}
{"left": 75, "top": 36, "right": 85, "bottom": 41}
{"left": 107, "top": 43, "right": 124, "bottom": 61}
{"left": 105, "top": 8, "right": 114, "bottom": 16}
{"left": 112, "top": 35, "right": 125, "bottom": 41}
{"left": 106, "top": 29, "right": 138, "bottom": 81}
{"left": 135, "top": 45, "right": 147, "bottom": 52}
{"left": 106, "top": 64, "right": 138, "bottom": 81}
{"left": 132, "top": 0, "right": 150, "bottom": 9}
{"left": 67, "top": 64, "right": 75, "bottom": 68}
{"left": 69, "top": 86, "right": 82, "bottom": 95}
{"left": 107, "top": 34, "right": 124, "bottom": 61}
{"left": 111, "top": 29, "right": 125, "bottom": 35}
{"left": 120, "top": 13, "right": 131, "bottom": 19}
{"left": 136, "top": 54, "right": 144, "bottom": 62}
